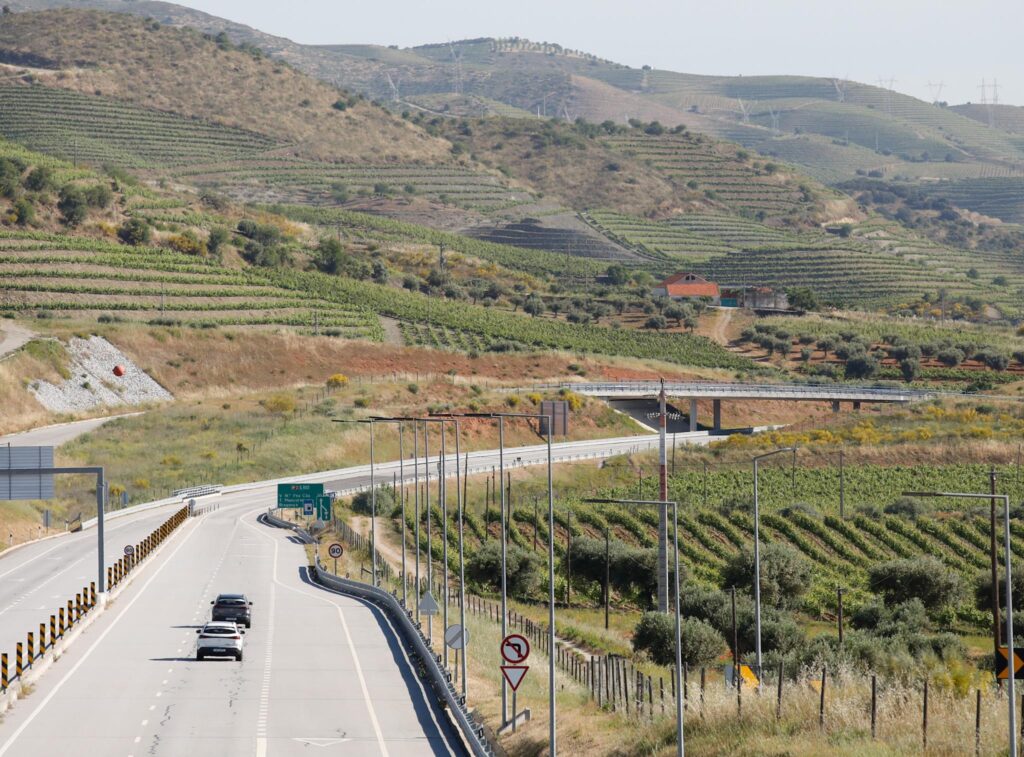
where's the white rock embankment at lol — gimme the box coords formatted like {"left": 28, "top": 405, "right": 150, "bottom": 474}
{"left": 29, "top": 335, "right": 172, "bottom": 413}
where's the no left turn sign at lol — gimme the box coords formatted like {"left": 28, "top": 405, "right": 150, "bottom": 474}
{"left": 501, "top": 634, "right": 530, "bottom": 664}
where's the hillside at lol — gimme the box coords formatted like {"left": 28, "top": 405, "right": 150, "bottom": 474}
{"left": 0, "top": 9, "right": 452, "bottom": 164}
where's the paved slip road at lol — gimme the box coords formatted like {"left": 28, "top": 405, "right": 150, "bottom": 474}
{"left": 0, "top": 414, "right": 141, "bottom": 448}
{"left": 0, "top": 489, "right": 465, "bottom": 757}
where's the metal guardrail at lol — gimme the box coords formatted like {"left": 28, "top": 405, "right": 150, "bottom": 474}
{"left": 261, "top": 511, "right": 492, "bottom": 756}
{"left": 532, "top": 381, "right": 933, "bottom": 402}
{"left": 171, "top": 484, "right": 223, "bottom": 498}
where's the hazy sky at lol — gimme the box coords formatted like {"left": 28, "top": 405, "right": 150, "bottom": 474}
{"left": 177, "top": 0, "right": 1022, "bottom": 106}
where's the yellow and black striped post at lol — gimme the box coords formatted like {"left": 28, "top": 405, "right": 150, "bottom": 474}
{"left": 90, "top": 581, "right": 96, "bottom": 606}
{"left": 50, "top": 615, "right": 56, "bottom": 645}
{"left": 66, "top": 599, "right": 73, "bottom": 626}
{"left": 16, "top": 642, "right": 23, "bottom": 678}
{"left": 26, "top": 632, "right": 33, "bottom": 666}
{"left": 75, "top": 593, "right": 82, "bottom": 621}
{"left": 84, "top": 586, "right": 90, "bottom": 610}
{"left": 107, "top": 566, "right": 112, "bottom": 588}
{"left": 39, "top": 623, "right": 46, "bottom": 654}
{"left": 1, "top": 653, "right": 7, "bottom": 690}
{"left": 59, "top": 607, "right": 65, "bottom": 636}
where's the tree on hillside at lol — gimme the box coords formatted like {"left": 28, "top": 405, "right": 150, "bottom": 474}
{"left": 786, "top": 287, "right": 820, "bottom": 311}
{"left": 606, "top": 264, "right": 630, "bottom": 286}
{"left": 523, "top": 294, "right": 545, "bottom": 318}
{"left": 117, "top": 218, "right": 151, "bottom": 246}
{"left": 313, "top": 237, "right": 344, "bottom": 275}
{"left": 721, "top": 543, "right": 810, "bottom": 609}
{"left": 57, "top": 185, "right": 88, "bottom": 226}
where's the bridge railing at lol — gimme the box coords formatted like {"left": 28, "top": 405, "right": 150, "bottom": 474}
{"left": 527, "top": 381, "right": 932, "bottom": 401}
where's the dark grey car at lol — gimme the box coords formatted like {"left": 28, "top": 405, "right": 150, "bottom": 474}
{"left": 210, "top": 593, "right": 252, "bottom": 628}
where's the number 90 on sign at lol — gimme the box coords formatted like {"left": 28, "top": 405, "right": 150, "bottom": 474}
{"left": 327, "top": 543, "right": 344, "bottom": 559}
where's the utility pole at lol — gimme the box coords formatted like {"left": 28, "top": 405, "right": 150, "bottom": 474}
{"left": 604, "top": 526, "right": 610, "bottom": 630}
{"left": 657, "top": 379, "right": 669, "bottom": 613}
{"left": 990, "top": 468, "right": 1002, "bottom": 673}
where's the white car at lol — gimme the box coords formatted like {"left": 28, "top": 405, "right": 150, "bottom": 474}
{"left": 195, "top": 621, "right": 245, "bottom": 661}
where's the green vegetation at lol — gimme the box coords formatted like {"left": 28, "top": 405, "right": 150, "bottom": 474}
{"left": 0, "top": 83, "right": 277, "bottom": 168}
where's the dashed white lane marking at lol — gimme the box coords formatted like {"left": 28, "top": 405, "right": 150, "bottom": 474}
{"left": 243, "top": 518, "right": 390, "bottom": 757}
{"left": 148, "top": 705, "right": 155, "bottom": 712}
{"left": 254, "top": 578, "right": 276, "bottom": 757}
{"left": 0, "top": 519, "right": 202, "bottom": 757}
{"left": 141, "top": 720, "right": 148, "bottom": 726}
{"left": 133, "top": 736, "right": 141, "bottom": 744}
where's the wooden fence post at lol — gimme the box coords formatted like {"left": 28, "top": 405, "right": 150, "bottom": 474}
{"left": 871, "top": 674, "right": 877, "bottom": 739}
{"left": 975, "top": 688, "right": 981, "bottom": 757}
{"left": 922, "top": 678, "right": 928, "bottom": 751}
{"left": 775, "top": 661, "right": 784, "bottom": 720}
{"left": 819, "top": 666, "right": 827, "bottom": 729}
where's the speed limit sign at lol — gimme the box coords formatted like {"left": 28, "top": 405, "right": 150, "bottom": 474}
{"left": 328, "top": 543, "right": 344, "bottom": 559}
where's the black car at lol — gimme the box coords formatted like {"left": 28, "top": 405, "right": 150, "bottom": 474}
{"left": 210, "top": 593, "right": 252, "bottom": 628}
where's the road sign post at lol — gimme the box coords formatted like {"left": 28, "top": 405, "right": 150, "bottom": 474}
{"left": 328, "top": 543, "right": 343, "bottom": 575}
{"left": 501, "top": 633, "right": 530, "bottom": 732}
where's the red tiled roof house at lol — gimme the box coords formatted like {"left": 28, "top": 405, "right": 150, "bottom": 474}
{"left": 651, "top": 273, "right": 721, "bottom": 304}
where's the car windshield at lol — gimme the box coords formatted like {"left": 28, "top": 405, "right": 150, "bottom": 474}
{"left": 216, "top": 598, "right": 246, "bottom": 606}
{"left": 202, "top": 626, "right": 236, "bottom": 635}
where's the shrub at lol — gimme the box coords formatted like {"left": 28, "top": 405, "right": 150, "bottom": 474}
{"left": 884, "top": 497, "right": 926, "bottom": 519}
{"left": 326, "top": 373, "right": 348, "bottom": 390}
{"left": 407, "top": 383, "right": 419, "bottom": 395}
{"left": 117, "top": 218, "right": 151, "bottom": 246}
{"left": 83, "top": 184, "right": 113, "bottom": 208}
{"left": 467, "top": 541, "right": 542, "bottom": 597}
{"left": 261, "top": 394, "right": 296, "bottom": 414}
{"left": 632, "top": 612, "right": 725, "bottom": 667}
{"left": 207, "top": 227, "right": 230, "bottom": 255}
{"left": 721, "top": 542, "right": 811, "bottom": 609}
{"left": 57, "top": 185, "right": 88, "bottom": 226}
{"left": 868, "top": 556, "right": 961, "bottom": 608}
{"left": 351, "top": 486, "right": 397, "bottom": 516}
{"left": 12, "top": 198, "right": 33, "bottom": 225}
{"left": 23, "top": 166, "right": 54, "bottom": 191}
{"left": 937, "top": 348, "right": 964, "bottom": 367}
{"left": 167, "top": 231, "right": 207, "bottom": 256}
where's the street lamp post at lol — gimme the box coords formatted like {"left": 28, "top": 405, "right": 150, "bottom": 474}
{"left": 904, "top": 490, "right": 1015, "bottom": 756}
{"left": 587, "top": 497, "right": 684, "bottom": 757}
{"left": 333, "top": 418, "right": 379, "bottom": 586}
{"left": 440, "top": 410, "right": 557, "bottom": 753}
{"left": 752, "top": 447, "right": 795, "bottom": 690}
{"left": 368, "top": 418, "right": 407, "bottom": 605}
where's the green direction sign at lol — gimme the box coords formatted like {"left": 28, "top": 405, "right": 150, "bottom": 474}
{"left": 316, "top": 495, "right": 332, "bottom": 521}
{"left": 277, "top": 483, "right": 324, "bottom": 509}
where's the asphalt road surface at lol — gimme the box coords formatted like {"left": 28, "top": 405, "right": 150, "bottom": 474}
{"left": 0, "top": 430, "right": 701, "bottom": 662}
{"left": 0, "top": 489, "right": 465, "bottom": 756}
{"left": 0, "top": 414, "right": 140, "bottom": 448}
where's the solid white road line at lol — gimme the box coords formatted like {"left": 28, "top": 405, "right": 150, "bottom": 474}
{"left": 243, "top": 516, "right": 390, "bottom": 757}
{"left": 0, "top": 517, "right": 202, "bottom": 757}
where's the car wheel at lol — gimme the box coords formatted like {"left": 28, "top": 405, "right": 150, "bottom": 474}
{"left": 196, "top": 652, "right": 204, "bottom": 661}
{"left": 236, "top": 651, "right": 243, "bottom": 662}
{"left": 245, "top": 621, "right": 251, "bottom": 628}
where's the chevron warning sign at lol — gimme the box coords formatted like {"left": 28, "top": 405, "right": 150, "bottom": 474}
{"left": 996, "top": 646, "right": 1024, "bottom": 680}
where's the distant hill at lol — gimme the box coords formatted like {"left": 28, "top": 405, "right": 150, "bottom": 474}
{"left": 0, "top": 9, "right": 452, "bottom": 165}
{"left": 9, "top": 2, "right": 1024, "bottom": 226}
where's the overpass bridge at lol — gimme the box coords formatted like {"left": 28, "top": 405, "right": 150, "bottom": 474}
{"left": 534, "top": 381, "right": 932, "bottom": 432}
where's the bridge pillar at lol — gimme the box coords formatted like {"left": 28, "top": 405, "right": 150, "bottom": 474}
{"left": 689, "top": 399, "right": 698, "bottom": 432}
{"left": 831, "top": 400, "right": 840, "bottom": 413}
{"left": 712, "top": 399, "right": 722, "bottom": 432}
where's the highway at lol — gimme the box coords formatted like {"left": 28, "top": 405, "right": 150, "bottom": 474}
{"left": 0, "top": 429, "right": 721, "bottom": 661}
{"left": 0, "top": 425, "right": 717, "bottom": 754}
{"left": 0, "top": 489, "right": 464, "bottom": 756}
